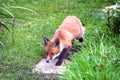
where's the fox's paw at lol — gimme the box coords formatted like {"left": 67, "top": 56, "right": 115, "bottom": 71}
{"left": 55, "top": 61, "right": 62, "bottom": 66}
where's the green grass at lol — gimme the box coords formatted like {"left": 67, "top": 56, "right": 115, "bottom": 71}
{"left": 0, "top": 0, "right": 120, "bottom": 80}
{"left": 62, "top": 33, "right": 120, "bottom": 80}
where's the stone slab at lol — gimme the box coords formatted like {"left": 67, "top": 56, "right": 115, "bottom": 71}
{"left": 32, "top": 58, "right": 69, "bottom": 75}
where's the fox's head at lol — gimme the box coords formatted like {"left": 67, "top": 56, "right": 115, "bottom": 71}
{"left": 42, "top": 36, "right": 61, "bottom": 63}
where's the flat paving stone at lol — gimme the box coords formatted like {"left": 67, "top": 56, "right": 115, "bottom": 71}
{"left": 32, "top": 58, "right": 69, "bottom": 75}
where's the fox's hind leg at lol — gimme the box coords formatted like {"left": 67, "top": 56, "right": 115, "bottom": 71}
{"left": 74, "top": 36, "right": 84, "bottom": 51}
{"left": 70, "top": 40, "right": 78, "bottom": 52}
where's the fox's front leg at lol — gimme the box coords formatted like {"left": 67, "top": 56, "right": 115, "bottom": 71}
{"left": 56, "top": 45, "right": 71, "bottom": 66}
{"left": 55, "top": 48, "right": 68, "bottom": 66}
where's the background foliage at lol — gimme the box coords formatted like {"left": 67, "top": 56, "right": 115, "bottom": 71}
{"left": 107, "top": 1, "right": 120, "bottom": 34}
{"left": 0, "top": 0, "right": 119, "bottom": 80}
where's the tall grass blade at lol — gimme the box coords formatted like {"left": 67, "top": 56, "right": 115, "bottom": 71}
{"left": 0, "top": 7, "right": 14, "bottom": 17}
{"left": 0, "top": 22, "right": 9, "bottom": 31}
{"left": 10, "top": 6, "right": 37, "bottom": 14}
{"left": 0, "top": 41, "right": 5, "bottom": 48}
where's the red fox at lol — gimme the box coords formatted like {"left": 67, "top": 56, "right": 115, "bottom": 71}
{"left": 43, "top": 16, "right": 85, "bottom": 66}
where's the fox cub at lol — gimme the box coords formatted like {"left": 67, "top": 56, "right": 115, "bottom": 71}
{"left": 43, "top": 16, "right": 85, "bottom": 66}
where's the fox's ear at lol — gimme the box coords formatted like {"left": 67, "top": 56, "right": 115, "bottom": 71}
{"left": 42, "top": 36, "right": 49, "bottom": 46}
{"left": 54, "top": 38, "right": 60, "bottom": 47}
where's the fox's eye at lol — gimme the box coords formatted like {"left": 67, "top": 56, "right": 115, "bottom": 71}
{"left": 51, "top": 53, "right": 54, "bottom": 56}
{"left": 46, "top": 52, "right": 48, "bottom": 55}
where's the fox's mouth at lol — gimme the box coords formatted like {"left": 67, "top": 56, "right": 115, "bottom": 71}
{"left": 46, "top": 51, "right": 62, "bottom": 63}
{"left": 46, "top": 60, "right": 49, "bottom": 63}
{"left": 46, "top": 59, "right": 53, "bottom": 63}
{"left": 52, "top": 52, "right": 61, "bottom": 60}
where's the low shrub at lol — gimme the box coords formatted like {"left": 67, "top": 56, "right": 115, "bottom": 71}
{"left": 107, "top": 1, "right": 120, "bottom": 34}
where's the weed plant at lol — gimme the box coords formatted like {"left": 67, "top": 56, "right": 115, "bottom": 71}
{"left": 107, "top": 1, "right": 120, "bottom": 34}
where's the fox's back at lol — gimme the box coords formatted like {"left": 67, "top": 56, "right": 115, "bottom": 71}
{"left": 53, "top": 16, "right": 84, "bottom": 41}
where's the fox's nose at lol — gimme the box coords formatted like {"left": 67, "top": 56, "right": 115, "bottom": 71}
{"left": 46, "top": 60, "right": 49, "bottom": 63}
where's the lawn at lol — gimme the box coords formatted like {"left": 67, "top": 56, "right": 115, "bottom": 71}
{"left": 0, "top": 0, "right": 119, "bottom": 80}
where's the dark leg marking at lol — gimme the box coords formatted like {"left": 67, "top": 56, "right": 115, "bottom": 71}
{"left": 70, "top": 40, "right": 77, "bottom": 52}
{"left": 76, "top": 45, "right": 81, "bottom": 50}
{"left": 70, "top": 45, "right": 78, "bottom": 52}
{"left": 70, "top": 39, "right": 82, "bottom": 52}
{"left": 56, "top": 48, "right": 68, "bottom": 66}
{"left": 78, "top": 37, "right": 83, "bottom": 42}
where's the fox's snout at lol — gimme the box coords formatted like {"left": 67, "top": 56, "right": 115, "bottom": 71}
{"left": 46, "top": 59, "right": 53, "bottom": 63}
{"left": 46, "top": 55, "right": 51, "bottom": 63}
{"left": 46, "top": 60, "right": 49, "bottom": 63}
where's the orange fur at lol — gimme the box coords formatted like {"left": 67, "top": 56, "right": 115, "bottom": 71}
{"left": 43, "top": 16, "right": 85, "bottom": 66}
